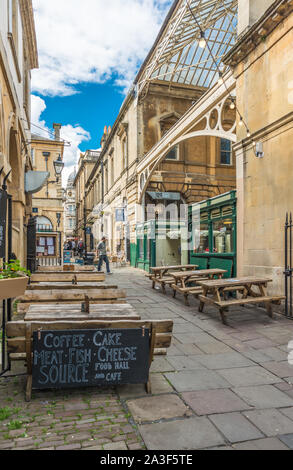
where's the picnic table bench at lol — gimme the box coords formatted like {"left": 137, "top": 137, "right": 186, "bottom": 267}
{"left": 30, "top": 272, "right": 105, "bottom": 283}
{"left": 7, "top": 318, "right": 174, "bottom": 401}
{"left": 24, "top": 303, "right": 140, "bottom": 322}
{"left": 197, "top": 276, "right": 285, "bottom": 325}
{"left": 17, "top": 288, "right": 127, "bottom": 313}
{"left": 170, "top": 269, "right": 227, "bottom": 306}
{"left": 150, "top": 265, "right": 198, "bottom": 294}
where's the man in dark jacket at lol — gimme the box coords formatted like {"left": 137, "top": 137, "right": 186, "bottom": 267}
{"left": 97, "top": 237, "right": 111, "bottom": 274}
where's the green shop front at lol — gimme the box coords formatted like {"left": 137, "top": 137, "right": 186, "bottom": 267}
{"left": 135, "top": 219, "right": 188, "bottom": 272}
{"left": 189, "top": 191, "right": 237, "bottom": 278}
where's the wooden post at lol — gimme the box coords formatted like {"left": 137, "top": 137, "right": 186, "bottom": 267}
{"left": 146, "top": 324, "right": 156, "bottom": 394}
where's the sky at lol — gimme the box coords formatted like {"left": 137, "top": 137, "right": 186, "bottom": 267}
{"left": 30, "top": 0, "right": 173, "bottom": 185}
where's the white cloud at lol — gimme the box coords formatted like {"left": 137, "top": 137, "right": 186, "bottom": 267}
{"left": 31, "top": 95, "right": 91, "bottom": 185}
{"left": 32, "top": 0, "right": 172, "bottom": 96}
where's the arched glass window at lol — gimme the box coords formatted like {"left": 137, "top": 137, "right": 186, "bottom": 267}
{"left": 36, "top": 216, "right": 53, "bottom": 232}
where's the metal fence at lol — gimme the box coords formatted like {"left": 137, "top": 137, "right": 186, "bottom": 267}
{"left": 0, "top": 173, "right": 12, "bottom": 377}
{"left": 285, "top": 212, "right": 293, "bottom": 317}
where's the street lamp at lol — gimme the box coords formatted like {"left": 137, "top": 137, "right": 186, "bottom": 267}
{"left": 53, "top": 155, "right": 64, "bottom": 183}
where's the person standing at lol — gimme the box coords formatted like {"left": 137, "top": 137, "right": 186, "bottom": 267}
{"left": 97, "top": 237, "right": 111, "bottom": 274}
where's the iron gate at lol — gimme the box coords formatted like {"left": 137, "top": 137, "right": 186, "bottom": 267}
{"left": 27, "top": 216, "right": 37, "bottom": 274}
{"left": 285, "top": 212, "right": 293, "bottom": 317}
{"left": 0, "top": 172, "right": 12, "bottom": 377}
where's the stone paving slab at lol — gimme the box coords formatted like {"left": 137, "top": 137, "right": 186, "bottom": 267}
{"left": 181, "top": 389, "right": 251, "bottom": 415}
{"left": 166, "top": 355, "right": 207, "bottom": 371}
{"left": 165, "top": 370, "right": 230, "bottom": 392}
{"left": 279, "top": 434, "right": 293, "bottom": 449}
{"left": 242, "top": 409, "right": 293, "bottom": 437}
{"left": 138, "top": 417, "right": 225, "bottom": 450}
{"left": 232, "top": 437, "right": 289, "bottom": 450}
{"left": 262, "top": 361, "right": 293, "bottom": 379}
{"left": 196, "top": 352, "right": 254, "bottom": 370}
{"left": 126, "top": 394, "right": 189, "bottom": 423}
{"left": 217, "top": 366, "right": 281, "bottom": 387}
{"left": 232, "top": 385, "right": 293, "bottom": 409}
{"left": 209, "top": 412, "right": 264, "bottom": 443}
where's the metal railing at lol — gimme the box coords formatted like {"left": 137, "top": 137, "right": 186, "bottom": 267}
{"left": 285, "top": 212, "right": 293, "bottom": 317}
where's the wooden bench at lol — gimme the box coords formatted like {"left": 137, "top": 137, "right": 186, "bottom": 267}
{"left": 172, "top": 284, "right": 203, "bottom": 306}
{"left": 170, "top": 269, "right": 227, "bottom": 306}
{"left": 30, "top": 273, "right": 105, "bottom": 283}
{"left": 197, "top": 277, "right": 285, "bottom": 325}
{"left": 17, "top": 289, "right": 127, "bottom": 313}
{"left": 150, "top": 265, "right": 198, "bottom": 294}
{"left": 6, "top": 319, "right": 174, "bottom": 401}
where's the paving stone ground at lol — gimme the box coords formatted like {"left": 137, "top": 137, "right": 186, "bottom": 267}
{"left": 2, "top": 266, "right": 293, "bottom": 450}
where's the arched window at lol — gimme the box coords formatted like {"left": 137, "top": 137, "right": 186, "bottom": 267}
{"left": 36, "top": 216, "right": 53, "bottom": 232}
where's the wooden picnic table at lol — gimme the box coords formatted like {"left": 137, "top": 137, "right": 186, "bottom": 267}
{"left": 27, "top": 283, "right": 118, "bottom": 290}
{"left": 170, "top": 269, "right": 227, "bottom": 306}
{"left": 196, "top": 276, "right": 285, "bottom": 325}
{"left": 24, "top": 303, "right": 141, "bottom": 322}
{"left": 149, "top": 265, "right": 198, "bottom": 294}
{"left": 30, "top": 272, "right": 105, "bottom": 283}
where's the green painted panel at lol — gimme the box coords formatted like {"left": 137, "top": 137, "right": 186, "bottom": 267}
{"left": 209, "top": 257, "right": 233, "bottom": 278}
{"left": 190, "top": 257, "right": 208, "bottom": 270}
{"left": 130, "top": 243, "right": 136, "bottom": 267}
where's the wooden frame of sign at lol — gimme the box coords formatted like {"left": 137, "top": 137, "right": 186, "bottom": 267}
{"left": 24, "top": 321, "right": 157, "bottom": 402}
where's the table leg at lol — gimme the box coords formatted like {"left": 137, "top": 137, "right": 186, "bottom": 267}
{"left": 219, "top": 308, "right": 228, "bottom": 325}
{"left": 184, "top": 293, "right": 190, "bottom": 307}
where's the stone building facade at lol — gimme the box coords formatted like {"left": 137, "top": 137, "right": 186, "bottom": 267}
{"left": 0, "top": 0, "right": 38, "bottom": 265}
{"left": 224, "top": 0, "right": 293, "bottom": 295}
{"left": 79, "top": 80, "right": 236, "bottom": 264}
{"left": 30, "top": 124, "right": 65, "bottom": 265}
{"left": 74, "top": 149, "right": 101, "bottom": 251}
{"left": 64, "top": 170, "right": 76, "bottom": 240}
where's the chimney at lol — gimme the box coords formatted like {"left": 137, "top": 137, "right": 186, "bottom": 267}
{"left": 53, "top": 123, "right": 62, "bottom": 141}
{"left": 237, "top": 0, "right": 275, "bottom": 36}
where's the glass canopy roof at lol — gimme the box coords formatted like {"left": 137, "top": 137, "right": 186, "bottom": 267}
{"left": 137, "top": 0, "right": 238, "bottom": 94}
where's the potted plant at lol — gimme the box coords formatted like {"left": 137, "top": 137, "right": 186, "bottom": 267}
{"left": 0, "top": 259, "right": 30, "bottom": 301}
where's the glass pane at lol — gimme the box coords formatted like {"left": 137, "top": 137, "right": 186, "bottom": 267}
{"left": 194, "top": 223, "right": 209, "bottom": 253}
{"left": 146, "top": 239, "right": 150, "bottom": 260}
{"left": 213, "top": 219, "right": 233, "bottom": 253}
{"left": 138, "top": 239, "right": 144, "bottom": 259}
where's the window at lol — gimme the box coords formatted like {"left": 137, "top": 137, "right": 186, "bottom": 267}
{"left": 32, "top": 207, "right": 38, "bottom": 214}
{"left": 220, "top": 139, "right": 232, "bottom": 165}
{"left": 213, "top": 219, "right": 233, "bottom": 253}
{"left": 165, "top": 145, "right": 179, "bottom": 161}
{"left": 122, "top": 137, "right": 128, "bottom": 169}
{"left": 194, "top": 222, "right": 209, "bottom": 253}
{"left": 31, "top": 148, "right": 35, "bottom": 166}
{"left": 105, "top": 163, "right": 108, "bottom": 193}
{"left": 36, "top": 236, "right": 56, "bottom": 257}
{"left": 36, "top": 216, "right": 53, "bottom": 232}
{"left": 111, "top": 157, "right": 114, "bottom": 186}
{"left": 138, "top": 238, "right": 144, "bottom": 259}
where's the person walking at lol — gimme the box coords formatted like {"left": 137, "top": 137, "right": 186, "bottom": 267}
{"left": 97, "top": 237, "right": 112, "bottom": 274}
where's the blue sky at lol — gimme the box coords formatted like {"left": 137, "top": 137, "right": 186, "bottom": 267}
{"left": 32, "top": 79, "right": 125, "bottom": 152}
{"left": 31, "top": 0, "right": 173, "bottom": 184}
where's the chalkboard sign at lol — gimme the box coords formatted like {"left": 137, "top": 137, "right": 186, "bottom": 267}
{"left": 32, "top": 328, "right": 150, "bottom": 390}
{"left": 0, "top": 190, "right": 7, "bottom": 259}
{"left": 63, "top": 251, "right": 72, "bottom": 263}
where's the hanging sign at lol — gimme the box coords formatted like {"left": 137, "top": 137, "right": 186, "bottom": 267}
{"left": 115, "top": 209, "right": 125, "bottom": 222}
{"left": 32, "top": 328, "right": 150, "bottom": 390}
{"left": 0, "top": 190, "right": 7, "bottom": 259}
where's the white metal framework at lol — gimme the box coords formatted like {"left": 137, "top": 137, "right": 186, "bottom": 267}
{"left": 137, "top": 72, "right": 236, "bottom": 203}
{"left": 137, "top": 0, "right": 238, "bottom": 96}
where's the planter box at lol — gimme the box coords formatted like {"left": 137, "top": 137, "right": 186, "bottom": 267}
{"left": 0, "top": 277, "right": 29, "bottom": 301}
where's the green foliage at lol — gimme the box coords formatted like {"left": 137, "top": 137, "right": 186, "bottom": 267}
{"left": 0, "top": 259, "right": 31, "bottom": 279}
{"left": 7, "top": 420, "right": 23, "bottom": 431}
{"left": 0, "top": 406, "right": 21, "bottom": 421}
